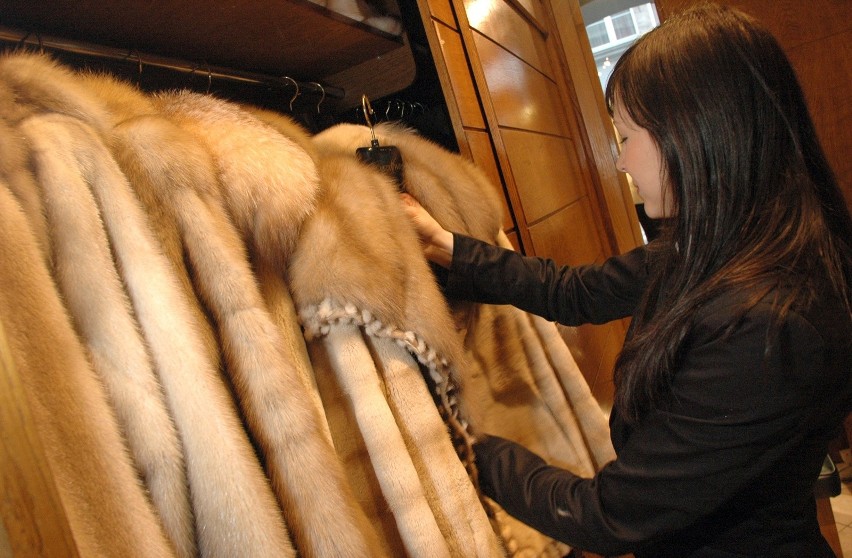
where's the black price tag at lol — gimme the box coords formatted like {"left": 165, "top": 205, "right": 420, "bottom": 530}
{"left": 356, "top": 144, "right": 405, "bottom": 192}
{"left": 357, "top": 94, "right": 406, "bottom": 192}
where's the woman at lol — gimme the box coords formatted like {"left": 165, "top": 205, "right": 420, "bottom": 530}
{"left": 401, "top": 3, "right": 852, "bottom": 556}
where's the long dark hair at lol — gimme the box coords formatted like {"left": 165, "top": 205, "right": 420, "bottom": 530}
{"left": 605, "top": 2, "right": 852, "bottom": 423}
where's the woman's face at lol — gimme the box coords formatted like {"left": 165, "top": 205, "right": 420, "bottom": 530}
{"left": 613, "top": 101, "right": 671, "bottom": 218}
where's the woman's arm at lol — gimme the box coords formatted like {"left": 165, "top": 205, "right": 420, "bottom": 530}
{"left": 400, "top": 192, "right": 648, "bottom": 325}
{"left": 447, "top": 233, "right": 647, "bottom": 326}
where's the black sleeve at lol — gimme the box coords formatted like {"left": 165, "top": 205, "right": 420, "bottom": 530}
{"left": 443, "top": 233, "right": 648, "bottom": 326}
{"left": 474, "top": 304, "right": 832, "bottom": 555}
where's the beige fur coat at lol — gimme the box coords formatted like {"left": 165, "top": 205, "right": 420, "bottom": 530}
{"left": 0, "top": 52, "right": 613, "bottom": 558}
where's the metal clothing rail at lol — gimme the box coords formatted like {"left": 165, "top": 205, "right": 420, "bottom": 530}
{"left": 0, "top": 25, "right": 344, "bottom": 101}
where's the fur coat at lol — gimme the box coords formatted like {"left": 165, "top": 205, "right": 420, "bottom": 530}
{"left": 0, "top": 51, "right": 613, "bottom": 558}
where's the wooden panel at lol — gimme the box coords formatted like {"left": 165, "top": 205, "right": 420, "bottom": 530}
{"left": 502, "top": 128, "right": 584, "bottom": 223}
{"left": 472, "top": 32, "right": 570, "bottom": 136}
{"left": 504, "top": 230, "right": 521, "bottom": 251}
{"left": 656, "top": 0, "right": 849, "bottom": 50}
{"left": 549, "top": 0, "right": 644, "bottom": 253}
{"left": 513, "top": 0, "right": 549, "bottom": 30}
{"left": 788, "top": 32, "right": 851, "bottom": 199}
{"left": 462, "top": 0, "right": 553, "bottom": 78}
{"left": 323, "top": 40, "right": 417, "bottom": 111}
{"left": 653, "top": 0, "right": 851, "bottom": 213}
{"left": 445, "top": 0, "right": 633, "bottom": 418}
{"left": 434, "top": 22, "right": 487, "bottom": 129}
{"left": 466, "top": 130, "right": 516, "bottom": 231}
{"left": 427, "top": 0, "right": 457, "bottom": 28}
{"left": 577, "top": 321, "right": 624, "bottom": 412}
{"left": 527, "top": 197, "right": 602, "bottom": 264}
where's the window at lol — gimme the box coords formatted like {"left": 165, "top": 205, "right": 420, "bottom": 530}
{"left": 580, "top": 1, "right": 660, "bottom": 90}
{"left": 587, "top": 20, "right": 610, "bottom": 49}
{"left": 611, "top": 11, "right": 636, "bottom": 40}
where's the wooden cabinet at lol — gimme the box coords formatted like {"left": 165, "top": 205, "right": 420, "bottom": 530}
{"left": 0, "top": 0, "right": 417, "bottom": 112}
{"left": 415, "top": 0, "right": 642, "bottom": 407}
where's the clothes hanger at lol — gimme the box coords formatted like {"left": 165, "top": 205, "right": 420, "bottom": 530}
{"left": 355, "top": 94, "right": 405, "bottom": 192}
{"left": 283, "top": 76, "right": 300, "bottom": 112}
{"left": 309, "top": 82, "right": 325, "bottom": 114}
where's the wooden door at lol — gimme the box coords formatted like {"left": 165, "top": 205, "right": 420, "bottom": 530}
{"left": 414, "top": 0, "right": 644, "bottom": 410}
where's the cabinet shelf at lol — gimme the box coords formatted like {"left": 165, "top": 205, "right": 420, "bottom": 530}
{"left": 0, "top": 0, "right": 405, "bottom": 81}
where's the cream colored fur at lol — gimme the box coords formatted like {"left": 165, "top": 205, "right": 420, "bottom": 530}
{"left": 0, "top": 52, "right": 112, "bottom": 132}
{"left": 254, "top": 261, "right": 337, "bottom": 445}
{"left": 2, "top": 55, "right": 298, "bottom": 557}
{"left": 240, "top": 106, "right": 334, "bottom": 444}
{"left": 313, "top": 123, "right": 614, "bottom": 557}
{"left": 0, "top": 180, "right": 176, "bottom": 557}
{"left": 533, "top": 316, "right": 616, "bottom": 468}
{"left": 0, "top": 115, "right": 49, "bottom": 257}
{"left": 368, "top": 335, "right": 506, "bottom": 557}
{"left": 312, "top": 122, "right": 504, "bottom": 243}
{"left": 19, "top": 113, "right": 196, "bottom": 558}
{"left": 290, "top": 143, "right": 504, "bottom": 555}
{"left": 80, "top": 74, "right": 222, "bottom": 364}
{"left": 242, "top": 104, "right": 320, "bottom": 163}
{"left": 109, "top": 114, "right": 300, "bottom": 557}
{"left": 323, "top": 324, "right": 451, "bottom": 558}
{"left": 154, "top": 91, "right": 317, "bottom": 267}
{"left": 0, "top": 53, "right": 614, "bottom": 558}
{"left": 151, "top": 94, "right": 382, "bottom": 558}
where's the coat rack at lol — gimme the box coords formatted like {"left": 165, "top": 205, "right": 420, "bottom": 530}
{"left": 0, "top": 26, "right": 344, "bottom": 102}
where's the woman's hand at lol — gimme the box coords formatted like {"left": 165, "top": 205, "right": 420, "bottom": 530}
{"left": 400, "top": 193, "right": 454, "bottom": 268}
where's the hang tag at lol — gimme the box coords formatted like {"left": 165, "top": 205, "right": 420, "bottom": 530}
{"left": 356, "top": 142, "right": 405, "bottom": 191}
{"left": 357, "top": 94, "right": 406, "bottom": 192}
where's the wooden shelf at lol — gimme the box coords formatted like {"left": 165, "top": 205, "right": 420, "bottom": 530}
{"left": 0, "top": 0, "right": 405, "bottom": 81}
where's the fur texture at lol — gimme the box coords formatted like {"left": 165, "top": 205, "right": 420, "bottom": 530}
{"left": 110, "top": 114, "right": 299, "bottom": 558}
{"left": 1, "top": 53, "right": 614, "bottom": 558}
{"left": 368, "top": 335, "right": 507, "bottom": 557}
{"left": 311, "top": 123, "right": 614, "bottom": 557}
{"left": 323, "top": 324, "right": 452, "bottom": 558}
{"left": 0, "top": 179, "right": 176, "bottom": 558}
{"left": 312, "top": 122, "right": 503, "bottom": 243}
{"left": 149, "top": 94, "right": 382, "bottom": 558}
{"left": 0, "top": 52, "right": 111, "bottom": 132}
{"left": 0, "top": 114, "right": 48, "bottom": 257}
{"left": 20, "top": 112, "right": 196, "bottom": 558}
{"left": 154, "top": 91, "right": 317, "bottom": 268}
{"left": 290, "top": 143, "right": 504, "bottom": 556}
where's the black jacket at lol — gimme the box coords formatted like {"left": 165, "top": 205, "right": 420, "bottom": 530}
{"left": 445, "top": 233, "right": 852, "bottom": 557}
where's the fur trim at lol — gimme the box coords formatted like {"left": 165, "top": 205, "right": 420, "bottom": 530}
{"left": 241, "top": 105, "right": 320, "bottom": 163}
{"left": 288, "top": 146, "right": 501, "bottom": 555}
{"left": 367, "top": 335, "right": 506, "bottom": 557}
{"left": 313, "top": 122, "right": 503, "bottom": 243}
{"left": 321, "top": 323, "right": 452, "bottom": 558}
